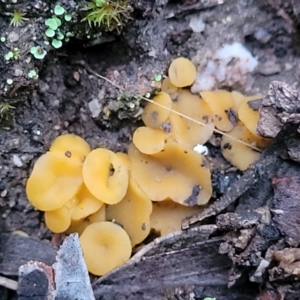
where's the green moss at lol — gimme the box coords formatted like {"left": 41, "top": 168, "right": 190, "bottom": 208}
{"left": 9, "top": 10, "right": 28, "bottom": 27}
{"left": 81, "top": 0, "right": 133, "bottom": 33}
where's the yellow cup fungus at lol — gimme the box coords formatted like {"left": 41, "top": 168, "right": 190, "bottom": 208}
{"left": 45, "top": 205, "right": 73, "bottom": 233}
{"left": 82, "top": 148, "right": 129, "bottom": 205}
{"left": 133, "top": 126, "right": 167, "bottom": 154}
{"left": 128, "top": 142, "right": 212, "bottom": 206}
{"left": 26, "top": 151, "right": 83, "bottom": 211}
{"left": 79, "top": 221, "right": 132, "bottom": 276}
{"left": 71, "top": 184, "right": 104, "bottom": 221}
{"left": 169, "top": 89, "right": 214, "bottom": 147}
{"left": 221, "top": 121, "right": 270, "bottom": 171}
{"left": 200, "top": 90, "right": 236, "bottom": 132}
{"left": 161, "top": 77, "right": 178, "bottom": 94}
{"left": 168, "top": 57, "right": 197, "bottom": 87}
{"left": 141, "top": 91, "right": 172, "bottom": 128}
{"left": 238, "top": 95, "right": 263, "bottom": 136}
{"left": 49, "top": 133, "right": 91, "bottom": 162}
{"left": 106, "top": 179, "right": 152, "bottom": 246}
{"left": 67, "top": 204, "right": 106, "bottom": 235}
{"left": 26, "top": 56, "right": 274, "bottom": 277}
{"left": 151, "top": 200, "right": 205, "bottom": 235}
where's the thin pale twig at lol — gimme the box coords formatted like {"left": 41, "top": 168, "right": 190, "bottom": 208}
{"left": 0, "top": 275, "right": 18, "bottom": 290}
{"left": 72, "top": 60, "right": 262, "bottom": 152}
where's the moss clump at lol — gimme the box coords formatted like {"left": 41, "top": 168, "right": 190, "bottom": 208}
{"left": 81, "top": 0, "right": 133, "bottom": 33}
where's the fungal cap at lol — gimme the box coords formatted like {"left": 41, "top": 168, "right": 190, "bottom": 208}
{"left": 106, "top": 179, "right": 153, "bottom": 246}
{"left": 45, "top": 205, "right": 72, "bottom": 233}
{"left": 71, "top": 185, "right": 104, "bottom": 221}
{"left": 82, "top": 148, "right": 129, "bottom": 204}
{"left": 67, "top": 204, "right": 106, "bottom": 235}
{"left": 141, "top": 92, "right": 172, "bottom": 128}
{"left": 151, "top": 200, "right": 204, "bottom": 235}
{"left": 79, "top": 221, "right": 132, "bottom": 276}
{"left": 128, "top": 143, "right": 212, "bottom": 206}
{"left": 238, "top": 95, "right": 263, "bottom": 136}
{"left": 169, "top": 89, "right": 214, "bottom": 147}
{"left": 221, "top": 121, "right": 262, "bottom": 171}
{"left": 26, "top": 151, "right": 83, "bottom": 211}
{"left": 50, "top": 134, "right": 91, "bottom": 161}
{"left": 200, "top": 90, "right": 235, "bottom": 132}
{"left": 115, "top": 152, "right": 131, "bottom": 170}
{"left": 168, "top": 57, "right": 197, "bottom": 87}
{"left": 132, "top": 126, "right": 167, "bottom": 154}
{"left": 161, "top": 77, "right": 178, "bottom": 94}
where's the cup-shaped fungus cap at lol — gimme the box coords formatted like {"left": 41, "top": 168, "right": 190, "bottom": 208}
{"left": 168, "top": 57, "right": 197, "bottom": 88}
{"left": 161, "top": 77, "right": 178, "bottom": 94}
{"left": 26, "top": 151, "right": 83, "bottom": 211}
{"left": 141, "top": 92, "right": 172, "bottom": 128}
{"left": 67, "top": 204, "right": 106, "bottom": 235}
{"left": 50, "top": 134, "right": 91, "bottom": 162}
{"left": 80, "top": 221, "right": 132, "bottom": 276}
{"left": 168, "top": 89, "right": 214, "bottom": 148}
{"left": 45, "top": 202, "right": 75, "bottom": 233}
{"left": 133, "top": 126, "right": 167, "bottom": 155}
{"left": 115, "top": 152, "right": 131, "bottom": 169}
{"left": 221, "top": 121, "right": 270, "bottom": 171}
{"left": 106, "top": 179, "right": 152, "bottom": 246}
{"left": 238, "top": 95, "right": 264, "bottom": 137}
{"left": 71, "top": 184, "right": 104, "bottom": 221}
{"left": 151, "top": 200, "right": 204, "bottom": 235}
{"left": 128, "top": 142, "right": 212, "bottom": 206}
{"left": 200, "top": 90, "right": 236, "bottom": 132}
{"left": 82, "top": 148, "right": 129, "bottom": 205}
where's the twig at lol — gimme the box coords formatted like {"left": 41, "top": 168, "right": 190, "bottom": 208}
{"left": 266, "top": 0, "right": 295, "bottom": 33}
{"left": 72, "top": 60, "right": 262, "bottom": 152}
{"left": 0, "top": 275, "right": 18, "bottom": 290}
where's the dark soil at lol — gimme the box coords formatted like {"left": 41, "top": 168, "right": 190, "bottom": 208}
{"left": 1, "top": 0, "right": 300, "bottom": 299}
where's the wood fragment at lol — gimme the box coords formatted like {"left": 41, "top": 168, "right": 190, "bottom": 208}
{"left": 92, "top": 229, "right": 259, "bottom": 299}
{"left": 53, "top": 234, "right": 95, "bottom": 300}
{"left": 0, "top": 233, "right": 56, "bottom": 276}
{"left": 0, "top": 275, "right": 18, "bottom": 291}
{"left": 257, "top": 81, "right": 300, "bottom": 138}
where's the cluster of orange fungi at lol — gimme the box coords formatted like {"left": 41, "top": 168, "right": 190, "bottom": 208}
{"left": 26, "top": 57, "right": 271, "bottom": 276}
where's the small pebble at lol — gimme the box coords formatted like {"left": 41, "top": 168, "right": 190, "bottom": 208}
{"left": 1, "top": 190, "right": 7, "bottom": 197}
{"left": 12, "top": 154, "right": 23, "bottom": 167}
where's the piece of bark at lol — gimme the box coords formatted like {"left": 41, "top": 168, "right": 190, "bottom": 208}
{"left": 92, "top": 229, "right": 259, "bottom": 300}
{"left": 257, "top": 81, "right": 300, "bottom": 138}
{"left": 163, "top": 0, "right": 225, "bottom": 19}
{"left": 17, "top": 234, "right": 94, "bottom": 300}
{"left": 0, "top": 233, "right": 56, "bottom": 276}
{"left": 271, "top": 177, "right": 300, "bottom": 247}
{"left": 18, "top": 261, "right": 54, "bottom": 300}
{"left": 53, "top": 234, "right": 95, "bottom": 300}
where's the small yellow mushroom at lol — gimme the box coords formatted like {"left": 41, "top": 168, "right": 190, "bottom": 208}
{"left": 128, "top": 143, "right": 212, "bottom": 206}
{"left": 200, "top": 90, "right": 235, "bottom": 132}
{"left": 168, "top": 57, "right": 197, "bottom": 87}
{"left": 82, "top": 148, "right": 129, "bottom": 205}
{"left": 169, "top": 89, "right": 214, "bottom": 147}
{"left": 106, "top": 179, "right": 152, "bottom": 246}
{"left": 80, "top": 221, "right": 132, "bottom": 276}
{"left": 151, "top": 200, "right": 205, "bottom": 235}
{"left": 132, "top": 126, "right": 167, "bottom": 154}
{"left": 221, "top": 121, "right": 270, "bottom": 171}
{"left": 26, "top": 151, "right": 83, "bottom": 211}
{"left": 142, "top": 92, "right": 172, "bottom": 128}
{"left": 50, "top": 133, "right": 91, "bottom": 162}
